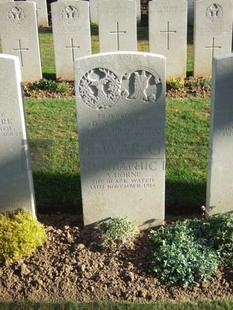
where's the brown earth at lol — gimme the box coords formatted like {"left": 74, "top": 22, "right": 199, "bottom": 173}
{"left": 22, "top": 76, "right": 212, "bottom": 100}
{"left": 1, "top": 79, "right": 231, "bottom": 303}
{"left": 0, "top": 212, "right": 232, "bottom": 303}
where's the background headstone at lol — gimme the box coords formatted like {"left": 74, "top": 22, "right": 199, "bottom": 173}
{"left": 206, "top": 54, "right": 233, "bottom": 215}
{"left": 98, "top": 0, "right": 137, "bottom": 52}
{"left": 51, "top": 0, "right": 91, "bottom": 80}
{"left": 89, "top": 0, "right": 98, "bottom": 24}
{"left": 33, "top": 0, "right": 49, "bottom": 27}
{"left": 0, "top": 1, "right": 42, "bottom": 82}
{"left": 149, "top": 0, "right": 187, "bottom": 78}
{"left": 75, "top": 52, "right": 166, "bottom": 229}
{"left": 89, "top": 0, "right": 141, "bottom": 25}
{"left": 0, "top": 54, "right": 36, "bottom": 216}
{"left": 193, "top": 0, "right": 232, "bottom": 77}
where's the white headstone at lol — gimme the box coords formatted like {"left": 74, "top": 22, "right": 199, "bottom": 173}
{"left": 0, "top": 1, "right": 42, "bottom": 82}
{"left": 75, "top": 52, "right": 166, "bottom": 229}
{"left": 98, "top": 0, "right": 137, "bottom": 52}
{"left": 33, "top": 0, "right": 49, "bottom": 27}
{"left": 206, "top": 54, "right": 233, "bottom": 215}
{"left": 51, "top": 0, "right": 91, "bottom": 80}
{"left": 89, "top": 0, "right": 98, "bottom": 24}
{"left": 149, "top": 0, "right": 187, "bottom": 78}
{"left": 89, "top": 0, "right": 141, "bottom": 25}
{"left": 0, "top": 54, "right": 36, "bottom": 216}
{"left": 193, "top": 0, "right": 232, "bottom": 77}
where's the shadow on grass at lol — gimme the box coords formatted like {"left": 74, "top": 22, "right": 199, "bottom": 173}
{"left": 42, "top": 73, "right": 56, "bottom": 80}
{"left": 33, "top": 172, "right": 82, "bottom": 214}
{"left": 165, "top": 180, "right": 206, "bottom": 217}
{"left": 33, "top": 171, "right": 205, "bottom": 220}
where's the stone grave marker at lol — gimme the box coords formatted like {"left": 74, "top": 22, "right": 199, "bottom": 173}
{"left": 0, "top": 1, "right": 42, "bottom": 82}
{"left": 51, "top": 0, "right": 91, "bottom": 80}
{"left": 89, "top": 0, "right": 98, "bottom": 24}
{"left": 149, "top": 0, "right": 187, "bottom": 78}
{"left": 75, "top": 52, "right": 166, "bottom": 229}
{"left": 206, "top": 54, "right": 233, "bottom": 215}
{"left": 33, "top": 0, "right": 49, "bottom": 27}
{"left": 0, "top": 54, "right": 36, "bottom": 216}
{"left": 89, "top": 0, "right": 141, "bottom": 25}
{"left": 98, "top": 0, "right": 137, "bottom": 52}
{"left": 193, "top": 0, "right": 232, "bottom": 77}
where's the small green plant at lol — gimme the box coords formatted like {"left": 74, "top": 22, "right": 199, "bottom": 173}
{"left": 100, "top": 217, "right": 138, "bottom": 247}
{"left": 150, "top": 213, "right": 233, "bottom": 288}
{"left": 56, "top": 82, "right": 69, "bottom": 93}
{"left": 167, "top": 77, "right": 184, "bottom": 90}
{"left": 0, "top": 209, "right": 47, "bottom": 264}
{"left": 206, "top": 213, "right": 233, "bottom": 260}
{"left": 36, "top": 78, "right": 57, "bottom": 91}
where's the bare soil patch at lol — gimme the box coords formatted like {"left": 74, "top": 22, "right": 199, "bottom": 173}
{"left": 22, "top": 76, "right": 212, "bottom": 100}
{"left": 0, "top": 212, "right": 232, "bottom": 302}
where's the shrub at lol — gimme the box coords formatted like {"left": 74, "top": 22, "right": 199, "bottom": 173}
{"left": 0, "top": 209, "right": 47, "bottom": 264}
{"left": 150, "top": 213, "right": 233, "bottom": 288}
{"left": 150, "top": 219, "right": 219, "bottom": 288}
{"left": 36, "top": 78, "right": 57, "bottom": 91}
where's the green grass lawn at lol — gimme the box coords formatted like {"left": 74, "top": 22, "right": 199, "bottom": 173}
{"left": 1, "top": 300, "right": 233, "bottom": 310}
{"left": 24, "top": 96, "right": 210, "bottom": 212}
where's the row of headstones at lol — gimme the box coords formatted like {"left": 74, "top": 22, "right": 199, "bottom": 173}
{"left": 0, "top": 51, "right": 232, "bottom": 228}
{"left": 0, "top": 0, "right": 232, "bottom": 82}
{"left": 0, "top": 0, "right": 142, "bottom": 26}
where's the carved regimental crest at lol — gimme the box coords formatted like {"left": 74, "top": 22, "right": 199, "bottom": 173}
{"left": 79, "top": 68, "right": 121, "bottom": 110}
{"left": 121, "top": 70, "right": 162, "bottom": 103}
{"left": 61, "top": 6, "right": 79, "bottom": 24}
{"left": 206, "top": 4, "right": 223, "bottom": 21}
{"left": 79, "top": 68, "right": 162, "bottom": 110}
{"left": 8, "top": 7, "right": 25, "bottom": 24}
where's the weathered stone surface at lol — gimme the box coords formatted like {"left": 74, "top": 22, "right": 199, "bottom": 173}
{"left": 75, "top": 52, "right": 166, "bottom": 229}
{"left": 0, "top": 54, "right": 36, "bottom": 216}
{"left": 0, "top": 1, "right": 42, "bottom": 82}
{"left": 51, "top": 0, "right": 91, "bottom": 80}
{"left": 98, "top": 0, "right": 137, "bottom": 52}
{"left": 149, "top": 0, "right": 187, "bottom": 78}
{"left": 193, "top": 0, "right": 232, "bottom": 77}
{"left": 206, "top": 54, "right": 233, "bottom": 215}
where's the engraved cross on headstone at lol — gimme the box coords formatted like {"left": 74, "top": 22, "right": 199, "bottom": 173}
{"left": 159, "top": 21, "right": 176, "bottom": 50}
{"left": 205, "top": 37, "right": 221, "bottom": 59}
{"left": 65, "top": 38, "right": 80, "bottom": 62}
{"left": 109, "top": 22, "right": 127, "bottom": 50}
{"left": 12, "top": 40, "right": 29, "bottom": 67}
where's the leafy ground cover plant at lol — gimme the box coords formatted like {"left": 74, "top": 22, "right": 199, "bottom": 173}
{"left": 100, "top": 217, "right": 138, "bottom": 247}
{"left": 149, "top": 213, "right": 233, "bottom": 288}
{"left": 29, "top": 78, "right": 69, "bottom": 94}
{"left": 0, "top": 209, "right": 47, "bottom": 264}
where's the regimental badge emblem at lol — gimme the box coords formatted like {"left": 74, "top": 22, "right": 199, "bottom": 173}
{"left": 78, "top": 68, "right": 121, "bottom": 110}
{"left": 205, "top": 4, "right": 223, "bottom": 21}
{"left": 8, "top": 7, "right": 25, "bottom": 24}
{"left": 61, "top": 6, "right": 79, "bottom": 24}
{"left": 121, "top": 69, "right": 162, "bottom": 103}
